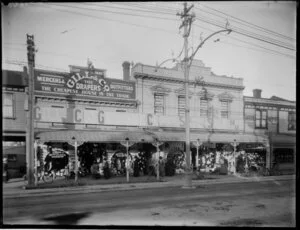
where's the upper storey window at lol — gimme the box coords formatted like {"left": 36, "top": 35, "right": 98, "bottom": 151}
{"left": 200, "top": 99, "right": 208, "bottom": 117}
{"left": 3, "top": 93, "right": 14, "bottom": 118}
{"left": 288, "top": 111, "right": 296, "bottom": 130}
{"left": 255, "top": 109, "right": 267, "bottom": 129}
{"left": 178, "top": 96, "right": 185, "bottom": 116}
{"left": 221, "top": 101, "right": 230, "bottom": 119}
{"left": 154, "top": 93, "right": 164, "bottom": 115}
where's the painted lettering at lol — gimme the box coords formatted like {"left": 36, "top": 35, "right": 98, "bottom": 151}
{"left": 42, "top": 86, "right": 51, "bottom": 91}
{"left": 34, "top": 106, "right": 41, "bottom": 121}
{"left": 98, "top": 110, "right": 104, "bottom": 124}
{"left": 75, "top": 109, "right": 82, "bottom": 122}
{"left": 147, "top": 114, "right": 153, "bottom": 126}
{"left": 67, "top": 79, "right": 75, "bottom": 88}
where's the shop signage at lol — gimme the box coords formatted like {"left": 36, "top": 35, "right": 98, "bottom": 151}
{"left": 35, "top": 69, "right": 135, "bottom": 100}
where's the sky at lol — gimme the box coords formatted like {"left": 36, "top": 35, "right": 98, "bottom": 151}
{"left": 2, "top": 1, "right": 297, "bottom": 101}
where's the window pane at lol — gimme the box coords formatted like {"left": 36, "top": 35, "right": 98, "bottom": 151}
{"left": 256, "top": 110, "right": 261, "bottom": 119}
{"left": 221, "top": 101, "right": 229, "bottom": 118}
{"left": 3, "top": 107, "right": 13, "bottom": 117}
{"left": 262, "top": 111, "right": 267, "bottom": 119}
{"left": 3, "top": 94, "right": 13, "bottom": 117}
{"left": 178, "top": 96, "right": 185, "bottom": 116}
{"left": 200, "top": 99, "right": 208, "bottom": 117}
{"left": 154, "top": 94, "right": 164, "bottom": 115}
{"left": 261, "top": 119, "right": 266, "bottom": 127}
{"left": 256, "top": 120, "right": 260, "bottom": 127}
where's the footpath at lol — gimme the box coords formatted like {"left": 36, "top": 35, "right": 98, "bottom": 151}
{"left": 3, "top": 174, "right": 295, "bottom": 199}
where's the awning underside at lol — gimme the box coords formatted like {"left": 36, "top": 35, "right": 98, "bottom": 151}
{"left": 152, "top": 131, "right": 266, "bottom": 143}
{"left": 36, "top": 130, "right": 155, "bottom": 143}
{"left": 36, "top": 129, "right": 266, "bottom": 144}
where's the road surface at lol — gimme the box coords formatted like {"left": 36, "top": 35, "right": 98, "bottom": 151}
{"left": 3, "top": 179, "right": 295, "bottom": 226}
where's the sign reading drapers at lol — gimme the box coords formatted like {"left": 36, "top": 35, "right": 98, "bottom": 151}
{"left": 34, "top": 68, "right": 136, "bottom": 100}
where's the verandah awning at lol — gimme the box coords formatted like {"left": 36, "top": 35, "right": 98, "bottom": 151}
{"left": 150, "top": 131, "right": 267, "bottom": 143}
{"left": 35, "top": 130, "right": 155, "bottom": 143}
{"left": 36, "top": 129, "right": 267, "bottom": 144}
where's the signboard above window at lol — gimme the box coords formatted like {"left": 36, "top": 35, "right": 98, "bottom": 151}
{"left": 34, "top": 67, "right": 136, "bottom": 101}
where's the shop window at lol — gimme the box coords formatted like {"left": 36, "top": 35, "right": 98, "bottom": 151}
{"left": 221, "top": 101, "right": 230, "bottom": 118}
{"left": 288, "top": 111, "right": 296, "bottom": 130}
{"left": 3, "top": 93, "right": 14, "bottom": 118}
{"left": 255, "top": 109, "right": 267, "bottom": 129}
{"left": 274, "top": 148, "right": 294, "bottom": 163}
{"left": 200, "top": 99, "right": 208, "bottom": 117}
{"left": 178, "top": 96, "right": 185, "bottom": 116}
{"left": 154, "top": 94, "right": 164, "bottom": 115}
{"left": 7, "top": 154, "right": 17, "bottom": 162}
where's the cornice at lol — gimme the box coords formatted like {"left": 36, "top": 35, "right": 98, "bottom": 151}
{"left": 134, "top": 73, "right": 245, "bottom": 90}
{"left": 36, "top": 96, "right": 137, "bottom": 108}
{"left": 150, "top": 84, "right": 172, "bottom": 95}
{"left": 174, "top": 87, "right": 194, "bottom": 96}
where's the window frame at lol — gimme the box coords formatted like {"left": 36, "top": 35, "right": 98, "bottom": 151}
{"left": 154, "top": 93, "right": 165, "bottom": 115}
{"left": 220, "top": 100, "right": 230, "bottom": 119}
{"left": 178, "top": 95, "right": 185, "bottom": 116}
{"left": 3, "top": 92, "right": 15, "bottom": 119}
{"left": 200, "top": 98, "right": 208, "bottom": 117}
{"left": 288, "top": 111, "right": 296, "bottom": 130}
{"left": 255, "top": 109, "right": 268, "bottom": 129}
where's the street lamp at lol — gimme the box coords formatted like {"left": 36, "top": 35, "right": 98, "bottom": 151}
{"left": 120, "top": 137, "right": 134, "bottom": 183}
{"left": 152, "top": 138, "right": 163, "bottom": 181}
{"left": 125, "top": 137, "right": 130, "bottom": 182}
{"left": 231, "top": 139, "right": 239, "bottom": 175}
{"left": 195, "top": 138, "right": 202, "bottom": 171}
{"left": 72, "top": 136, "right": 78, "bottom": 182}
{"left": 34, "top": 137, "right": 40, "bottom": 186}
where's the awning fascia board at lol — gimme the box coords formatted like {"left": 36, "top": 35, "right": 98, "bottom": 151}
{"left": 36, "top": 130, "right": 155, "bottom": 143}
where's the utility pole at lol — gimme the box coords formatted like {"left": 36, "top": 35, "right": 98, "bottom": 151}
{"left": 177, "top": 2, "right": 195, "bottom": 189}
{"left": 26, "top": 34, "right": 36, "bottom": 186}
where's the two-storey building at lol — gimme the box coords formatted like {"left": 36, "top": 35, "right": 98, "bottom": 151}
{"left": 131, "top": 60, "right": 269, "bottom": 169}
{"left": 5, "top": 60, "right": 292, "bottom": 177}
{"left": 2, "top": 68, "right": 27, "bottom": 143}
{"left": 244, "top": 89, "right": 296, "bottom": 174}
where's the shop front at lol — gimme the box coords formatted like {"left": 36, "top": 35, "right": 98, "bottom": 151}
{"left": 270, "top": 134, "right": 296, "bottom": 174}
{"left": 35, "top": 129, "right": 161, "bottom": 178}
{"left": 142, "top": 130, "right": 269, "bottom": 175}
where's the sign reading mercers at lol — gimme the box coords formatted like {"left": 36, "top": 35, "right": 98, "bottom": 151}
{"left": 34, "top": 65, "right": 135, "bottom": 100}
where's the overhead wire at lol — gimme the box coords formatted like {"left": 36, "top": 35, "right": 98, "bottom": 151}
{"left": 194, "top": 15, "right": 295, "bottom": 51}
{"left": 135, "top": 2, "right": 296, "bottom": 51}
{"left": 82, "top": 2, "right": 178, "bottom": 17}
{"left": 197, "top": 3, "right": 296, "bottom": 41}
{"left": 32, "top": 3, "right": 177, "bottom": 35}
{"left": 37, "top": 2, "right": 296, "bottom": 54}
{"left": 100, "top": 2, "right": 296, "bottom": 58}
{"left": 3, "top": 45, "right": 85, "bottom": 61}
{"left": 4, "top": 2, "right": 296, "bottom": 84}
{"left": 191, "top": 24, "right": 296, "bottom": 59}
{"left": 4, "top": 59, "right": 69, "bottom": 72}
{"left": 48, "top": 2, "right": 178, "bottom": 21}
{"left": 150, "top": 1, "right": 296, "bottom": 47}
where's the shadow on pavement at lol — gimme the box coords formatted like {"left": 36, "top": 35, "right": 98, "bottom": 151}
{"left": 42, "top": 211, "right": 91, "bottom": 225}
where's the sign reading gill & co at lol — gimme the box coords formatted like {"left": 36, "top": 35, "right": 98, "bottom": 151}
{"left": 34, "top": 66, "right": 135, "bottom": 100}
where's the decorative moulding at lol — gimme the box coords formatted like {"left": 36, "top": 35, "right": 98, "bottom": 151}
{"left": 150, "top": 85, "right": 171, "bottom": 95}
{"left": 218, "top": 92, "right": 234, "bottom": 102}
{"left": 196, "top": 88, "right": 214, "bottom": 100}
{"left": 174, "top": 87, "right": 194, "bottom": 96}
